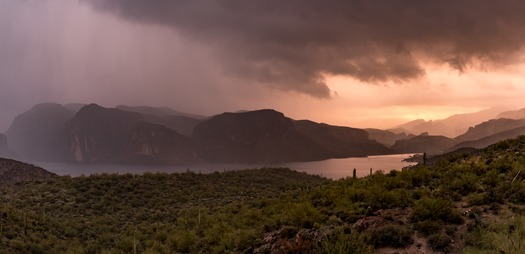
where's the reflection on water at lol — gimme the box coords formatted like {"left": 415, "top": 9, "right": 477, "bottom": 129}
{"left": 35, "top": 153, "right": 417, "bottom": 180}
{"left": 281, "top": 154, "right": 417, "bottom": 179}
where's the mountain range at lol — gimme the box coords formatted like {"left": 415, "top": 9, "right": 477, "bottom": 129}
{"left": 390, "top": 106, "right": 508, "bottom": 137}
{"left": 3, "top": 103, "right": 525, "bottom": 164}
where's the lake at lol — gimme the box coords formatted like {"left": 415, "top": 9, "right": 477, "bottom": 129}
{"left": 34, "top": 153, "right": 417, "bottom": 180}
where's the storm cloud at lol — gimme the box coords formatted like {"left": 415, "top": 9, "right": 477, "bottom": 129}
{"left": 2, "top": 0, "right": 525, "bottom": 132}
{"left": 83, "top": 0, "right": 525, "bottom": 97}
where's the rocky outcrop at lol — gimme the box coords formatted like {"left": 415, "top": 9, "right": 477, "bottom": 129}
{"left": 365, "top": 128, "right": 413, "bottom": 147}
{"left": 0, "top": 133, "right": 20, "bottom": 160}
{"left": 66, "top": 104, "right": 197, "bottom": 164}
{"left": 192, "top": 110, "right": 330, "bottom": 163}
{"left": 392, "top": 135, "right": 458, "bottom": 155}
{"left": 0, "top": 158, "right": 56, "bottom": 185}
{"left": 123, "top": 122, "right": 198, "bottom": 164}
{"left": 6, "top": 103, "right": 412, "bottom": 165}
{"left": 5, "top": 103, "right": 75, "bottom": 161}
{"left": 116, "top": 106, "right": 204, "bottom": 136}
{"left": 447, "top": 126, "right": 525, "bottom": 153}
{"left": 192, "top": 110, "right": 392, "bottom": 163}
{"left": 294, "top": 120, "right": 392, "bottom": 157}
{"left": 66, "top": 104, "right": 143, "bottom": 163}
{"left": 455, "top": 118, "right": 525, "bottom": 142}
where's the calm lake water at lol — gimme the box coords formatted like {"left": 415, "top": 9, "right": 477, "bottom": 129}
{"left": 35, "top": 154, "right": 417, "bottom": 180}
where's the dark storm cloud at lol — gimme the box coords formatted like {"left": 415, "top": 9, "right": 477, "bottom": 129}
{"left": 83, "top": 0, "right": 525, "bottom": 98}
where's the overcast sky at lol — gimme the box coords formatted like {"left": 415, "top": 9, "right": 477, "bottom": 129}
{"left": 1, "top": 0, "right": 525, "bottom": 132}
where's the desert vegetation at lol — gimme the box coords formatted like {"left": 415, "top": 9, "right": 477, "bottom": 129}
{"left": 2, "top": 136, "right": 525, "bottom": 253}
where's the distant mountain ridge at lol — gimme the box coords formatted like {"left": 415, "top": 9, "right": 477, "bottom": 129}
{"left": 116, "top": 105, "right": 206, "bottom": 120}
{"left": 497, "top": 107, "right": 525, "bottom": 120}
{"left": 455, "top": 118, "right": 525, "bottom": 142}
{"left": 192, "top": 110, "right": 331, "bottom": 163}
{"left": 294, "top": 121, "right": 392, "bottom": 157}
{"left": 447, "top": 126, "right": 525, "bottom": 152}
{"left": 392, "top": 107, "right": 508, "bottom": 137}
{"left": 365, "top": 128, "right": 414, "bottom": 147}
{"left": 65, "top": 104, "right": 199, "bottom": 164}
{"left": 391, "top": 135, "right": 457, "bottom": 155}
{"left": 191, "top": 110, "right": 392, "bottom": 163}
{"left": 5, "top": 103, "right": 75, "bottom": 161}
{"left": 6, "top": 103, "right": 394, "bottom": 165}
{"left": 6, "top": 103, "right": 525, "bottom": 165}
{"left": 389, "top": 116, "right": 525, "bottom": 155}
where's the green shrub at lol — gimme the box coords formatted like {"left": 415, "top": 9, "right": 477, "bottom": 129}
{"left": 368, "top": 224, "right": 413, "bottom": 248}
{"left": 464, "top": 216, "right": 525, "bottom": 254}
{"left": 428, "top": 233, "right": 452, "bottom": 252}
{"left": 414, "top": 220, "right": 442, "bottom": 236}
{"left": 315, "top": 227, "right": 372, "bottom": 254}
{"left": 412, "top": 197, "right": 453, "bottom": 222}
{"left": 467, "top": 193, "right": 488, "bottom": 206}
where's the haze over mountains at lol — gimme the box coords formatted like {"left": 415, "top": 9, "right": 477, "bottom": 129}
{"left": 2, "top": 103, "right": 525, "bottom": 165}
{"left": 390, "top": 106, "right": 508, "bottom": 137}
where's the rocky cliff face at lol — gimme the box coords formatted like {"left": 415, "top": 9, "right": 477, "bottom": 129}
{"left": 123, "top": 122, "right": 198, "bottom": 164}
{"left": 447, "top": 126, "right": 525, "bottom": 153}
{"left": 391, "top": 135, "right": 458, "bottom": 155}
{"left": 115, "top": 105, "right": 204, "bottom": 136}
{"left": 66, "top": 104, "right": 197, "bottom": 164}
{"left": 455, "top": 118, "right": 525, "bottom": 142}
{"left": 6, "top": 103, "right": 75, "bottom": 161}
{"left": 0, "top": 133, "right": 20, "bottom": 160}
{"left": 294, "top": 120, "right": 392, "bottom": 157}
{"left": 7, "top": 103, "right": 411, "bottom": 165}
{"left": 365, "top": 128, "right": 413, "bottom": 147}
{"left": 66, "top": 104, "right": 144, "bottom": 163}
{"left": 192, "top": 110, "right": 392, "bottom": 163}
{"left": 192, "top": 110, "right": 330, "bottom": 163}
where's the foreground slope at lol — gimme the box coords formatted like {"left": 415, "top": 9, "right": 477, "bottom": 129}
{"left": 0, "top": 158, "right": 56, "bottom": 185}
{"left": 3, "top": 136, "right": 525, "bottom": 253}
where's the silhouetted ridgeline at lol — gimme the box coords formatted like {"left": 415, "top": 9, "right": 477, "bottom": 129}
{"left": 365, "top": 128, "right": 414, "bottom": 147}
{"left": 6, "top": 103, "right": 525, "bottom": 165}
{"left": 65, "top": 104, "right": 199, "bottom": 164}
{"left": 497, "top": 107, "right": 525, "bottom": 120}
{"left": 6, "top": 104, "right": 393, "bottom": 165}
{"left": 391, "top": 107, "right": 507, "bottom": 137}
{"left": 5, "top": 103, "right": 75, "bottom": 161}
{"left": 391, "top": 134, "right": 457, "bottom": 155}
